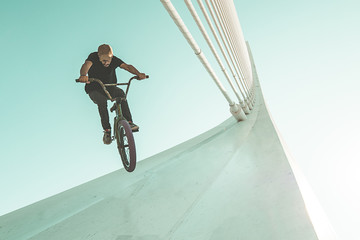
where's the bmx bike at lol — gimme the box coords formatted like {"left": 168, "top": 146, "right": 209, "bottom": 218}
{"left": 76, "top": 75, "right": 148, "bottom": 172}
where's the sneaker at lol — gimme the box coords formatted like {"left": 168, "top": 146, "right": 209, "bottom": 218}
{"left": 128, "top": 121, "right": 139, "bottom": 132}
{"left": 103, "top": 129, "right": 112, "bottom": 145}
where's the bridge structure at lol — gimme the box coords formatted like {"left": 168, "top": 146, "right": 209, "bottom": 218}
{"left": 0, "top": 1, "right": 336, "bottom": 239}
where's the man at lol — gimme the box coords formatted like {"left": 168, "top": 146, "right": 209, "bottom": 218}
{"left": 78, "top": 44, "right": 147, "bottom": 144}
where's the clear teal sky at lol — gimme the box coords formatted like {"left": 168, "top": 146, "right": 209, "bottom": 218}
{"left": 1, "top": 1, "right": 359, "bottom": 239}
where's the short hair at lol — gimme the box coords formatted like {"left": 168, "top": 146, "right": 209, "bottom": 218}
{"left": 98, "top": 44, "right": 113, "bottom": 56}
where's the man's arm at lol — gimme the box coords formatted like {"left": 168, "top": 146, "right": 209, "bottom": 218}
{"left": 79, "top": 60, "right": 93, "bottom": 83}
{"left": 120, "top": 63, "right": 146, "bottom": 80}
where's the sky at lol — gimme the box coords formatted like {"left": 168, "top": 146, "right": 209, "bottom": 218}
{"left": 0, "top": 0, "right": 359, "bottom": 239}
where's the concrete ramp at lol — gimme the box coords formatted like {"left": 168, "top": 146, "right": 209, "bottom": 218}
{"left": 0, "top": 78, "right": 322, "bottom": 239}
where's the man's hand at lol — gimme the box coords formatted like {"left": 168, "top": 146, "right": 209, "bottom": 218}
{"left": 79, "top": 75, "right": 90, "bottom": 83}
{"left": 137, "top": 73, "right": 147, "bottom": 80}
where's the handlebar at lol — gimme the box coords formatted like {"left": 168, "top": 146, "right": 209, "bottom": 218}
{"left": 75, "top": 75, "right": 149, "bottom": 83}
{"left": 75, "top": 75, "right": 149, "bottom": 101}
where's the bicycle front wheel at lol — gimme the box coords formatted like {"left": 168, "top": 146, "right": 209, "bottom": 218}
{"left": 116, "top": 120, "right": 136, "bottom": 172}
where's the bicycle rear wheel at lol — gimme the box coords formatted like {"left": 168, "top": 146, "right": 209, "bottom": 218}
{"left": 116, "top": 120, "right": 136, "bottom": 172}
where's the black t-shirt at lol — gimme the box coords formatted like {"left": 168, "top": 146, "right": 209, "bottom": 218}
{"left": 84, "top": 52, "right": 125, "bottom": 93}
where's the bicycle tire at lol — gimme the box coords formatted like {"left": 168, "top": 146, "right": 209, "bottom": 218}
{"left": 116, "top": 120, "right": 136, "bottom": 172}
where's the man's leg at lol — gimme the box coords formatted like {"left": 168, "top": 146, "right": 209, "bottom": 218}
{"left": 109, "top": 87, "right": 139, "bottom": 131}
{"left": 88, "top": 90, "right": 111, "bottom": 130}
{"left": 109, "top": 87, "right": 133, "bottom": 122}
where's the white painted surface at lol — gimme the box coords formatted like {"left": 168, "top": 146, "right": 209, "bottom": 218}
{"left": 0, "top": 40, "right": 336, "bottom": 239}
{"left": 0, "top": 80, "right": 323, "bottom": 240}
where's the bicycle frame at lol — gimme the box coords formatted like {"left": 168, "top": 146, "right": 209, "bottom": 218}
{"left": 87, "top": 76, "right": 139, "bottom": 102}
{"left": 76, "top": 76, "right": 139, "bottom": 120}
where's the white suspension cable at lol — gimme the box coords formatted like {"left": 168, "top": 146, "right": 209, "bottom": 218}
{"left": 221, "top": 0, "right": 254, "bottom": 96}
{"left": 160, "top": 0, "right": 247, "bottom": 121}
{"left": 210, "top": 0, "right": 251, "bottom": 99}
{"left": 221, "top": 0, "right": 255, "bottom": 99}
{"left": 196, "top": 0, "right": 253, "bottom": 110}
{"left": 203, "top": 0, "right": 251, "bottom": 105}
{"left": 184, "top": 0, "right": 250, "bottom": 114}
{"left": 214, "top": 0, "right": 251, "bottom": 95}
{"left": 206, "top": 0, "right": 252, "bottom": 104}
{"left": 216, "top": 0, "right": 255, "bottom": 102}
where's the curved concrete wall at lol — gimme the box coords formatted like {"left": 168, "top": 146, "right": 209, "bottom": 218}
{"left": 0, "top": 80, "right": 321, "bottom": 240}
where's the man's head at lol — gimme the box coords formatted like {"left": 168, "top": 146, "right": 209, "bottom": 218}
{"left": 98, "top": 44, "right": 113, "bottom": 67}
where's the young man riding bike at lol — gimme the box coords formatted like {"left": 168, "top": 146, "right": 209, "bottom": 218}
{"left": 78, "top": 44, "right": 147, "bottom": 145}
